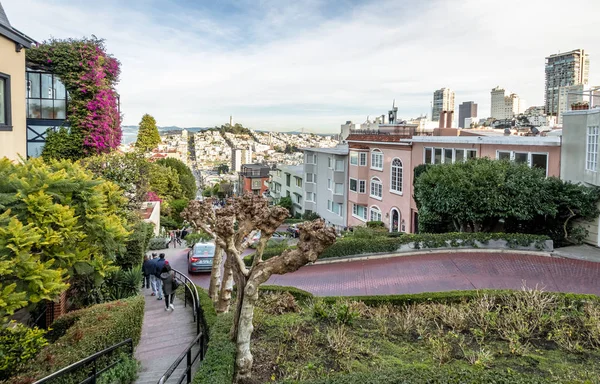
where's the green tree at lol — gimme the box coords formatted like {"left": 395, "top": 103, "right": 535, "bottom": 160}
{"left": 156, "top": 158, "right": 197, "bottom": 200}
{"left": 0, "top": 158, "right": 130, "bottom": 319}
{"left": 277, "top": 196, "right": 293, "bottom": 214}
{"left": 414, "top": 158, "right": 554, "bottom": 233}
{"left": 212, "top": 183, "right": 220, "bottom": 196}
{"left": 81, "top": 152, "right": 151, "bottom": 209}
{"left": 134, "top": 114, "right": 161, "bottom": 152}
{"left": 148, "top": 163, "right": 183, "bottom": 202}
{"left": 217, "top": 164, "right": 229, "bottom": 175}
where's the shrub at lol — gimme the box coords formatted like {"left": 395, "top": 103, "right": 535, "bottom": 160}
{"left": 366, "top": 221, "right": 385, "bottom": 228}
{"left": 244, "top": 244, "right": 295, "bottom": 266}
{"left": 118, "top": 221, "right": 154, "bottom": 269}
{"left": 104, "top": 266, "right": 143, "bottom": 301}
{"left": 148, "top": 237, "right": 169, "bottom": 250}
{"left": 97, "top": 353, "right": 139, "bottom": 384}
{"left": 11, "top": 296, "right": 144, "bottom": 383}
{"left": 0, "top": 322, "right": 48, "bottom": 381}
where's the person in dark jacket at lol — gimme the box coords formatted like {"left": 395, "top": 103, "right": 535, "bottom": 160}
{"left": 160, "top": 264, "right": 175, "bottom": 311}
{"left": 153, "top": 253, "right": 168, "bottom": 300}
{"left": 142, "top": 255, "right": 152, "bottom": 289}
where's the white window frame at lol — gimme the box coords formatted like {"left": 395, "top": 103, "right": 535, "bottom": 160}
{"left": 349, "top": 177, "right": 358, "bottom": 192}
{"left": 352, "top": 204, "right": 368, "bottom": 222}
{"left": 370, "top": 177, "right": 383, "bottom": 200}
{"left": 333, "top": 202, "right": 343, "bottom": 216}
{"left": 390, "top": 158, "right": 403, "bottom": 195}
{"left": 306, "top": 192, "right": 315, "bottom": 202}
{"left": 335, "top": 159, "right": 344, "bottom": 171}
{"left": 327, "top": 200, "right": 332, "bottom": 212}
{"left": 334, "top": 183, "right": 344, "bottom": 195}
{"left": 495, "top": 150, "right": 549, "bottom": 176}
{"left": 350, "top": 152, "right": 358, "bottom": 166}
{"left": 371, "top": 149, "right": 383, "bottom": 171}
{"left": 369, "top": 206, "right": 382, "bottom": 222}
{"left": 306, "top": 173, "right": 315, "bottom": 183}
{"left": 587, "top": 126, "right": 599, "bottom": 172}
{"left": 424, "top": 147, "right": 478, "bottom": 164}
{"left": 359, "top": 152, "right": 367, "bottom": 166}
{"left": 358, "top": 180, "right": 366, "bottom": 194}
{"left": 328, "top": 157, "right": 333, "bottom": 169}
{"left": 327, "top": 178, "right": 332, "bottom": 190}
{"left": 295, "top": 176, "right": 302, "bottom": 188}
{"left": 306, "top": 153, "right": 316, "bottom": 164}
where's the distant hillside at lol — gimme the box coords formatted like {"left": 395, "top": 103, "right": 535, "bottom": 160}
{"left": 121, "top": 125, "right": 210, "bottom": 144}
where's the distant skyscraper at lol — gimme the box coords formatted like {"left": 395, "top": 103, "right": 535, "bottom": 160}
{"left": 432, "top": 88, "right": 455, "bottom": 122}
{"left": 458, "top": 101, "right": 478, "bottom": 128}
{"left": 545, "top": 49, "right": 589, "bottom": 116}
{"left": 491, "top": 86, "right": 522, "bottom": 120}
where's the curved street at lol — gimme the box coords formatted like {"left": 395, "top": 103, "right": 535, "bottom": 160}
{"left": 166, "top": 247, "right": 600, "bottom": 297}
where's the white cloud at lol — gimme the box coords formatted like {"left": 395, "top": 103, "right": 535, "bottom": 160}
{"left": 3, "top": 0, "right": 600, "bottom": 132}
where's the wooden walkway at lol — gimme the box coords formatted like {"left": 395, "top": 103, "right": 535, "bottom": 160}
{"left": 134, "top": 286, "right": 197, "bottom": 384}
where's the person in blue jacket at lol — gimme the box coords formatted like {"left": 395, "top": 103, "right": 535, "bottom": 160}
{"left": 153, "top": 253, "right": 168, "bottom": 300}
{"left": 142, "top": 255, "right": 152, "bottom": 289}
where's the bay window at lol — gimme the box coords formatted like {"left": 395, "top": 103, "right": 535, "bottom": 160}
{"left": 370, "top": 177, "right": 383, "bottom": 199}
{"left": 371, "top": 149, "right": 383, "bottom": 170}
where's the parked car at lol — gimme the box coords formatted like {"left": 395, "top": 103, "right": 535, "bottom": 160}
{"left": 249, "top": 231, "right": 287, "bottom": 247}
{"left": 287, "top": 225, "right": 300, "bottom": 238}
{"left": 188, "top": 241, "right": 216, "bottom": 273}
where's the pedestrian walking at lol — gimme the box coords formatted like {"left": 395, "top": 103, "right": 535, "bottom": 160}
{"left": 160, "top": 264, "right": 177, "bottom": 311}
{"left": 148, "top": 253, "right": 161, "bottom": 297}
{"left": 153, "top": 253, "right": 168, "bottom": 300}
{"left": 142, "top": 255, "right": 152, "bottom": 289}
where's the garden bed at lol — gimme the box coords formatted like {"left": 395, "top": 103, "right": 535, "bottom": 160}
{"left": 249, "top": 287, "right": 600, "bottom": 383}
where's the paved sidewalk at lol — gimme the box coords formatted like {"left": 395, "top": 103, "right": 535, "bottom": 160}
{"left": 135, "top": 247, "right": 197, "bottom": 384}
{"left": 553, "top": 244, "right": 600, "bottom": 262}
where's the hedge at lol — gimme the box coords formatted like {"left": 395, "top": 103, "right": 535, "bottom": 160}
{"left": 192, "top": 288, "right": 235, "bottom": 384}
{"left": 9, "top": 296, "right": 145, "bottom": 384}
{"left": 290, "top": 365, "right": 555, "bottom": 384}
{"left": 118, "top": 221, "right": 155, "bottom": 269}
{"left": 284, "top": 219, "right": 304, "bottom": 224}
{"left": 244, "top": 244, "right": 297, "bottom": 266}
{"left": 319, "top": 232, "right": 550, "bottom": 259}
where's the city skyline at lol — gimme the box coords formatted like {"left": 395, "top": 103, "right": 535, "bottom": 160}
{"left": 4, "top": 0, "right": 600, "bottom": 133}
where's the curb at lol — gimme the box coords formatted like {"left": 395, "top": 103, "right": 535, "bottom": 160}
{"left": 310, "top": 248, "right": 555, "bottom": 265}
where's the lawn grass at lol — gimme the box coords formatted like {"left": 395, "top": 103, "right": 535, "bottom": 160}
{"left": 250, "top": 289, "right": 600, "bottom": 383}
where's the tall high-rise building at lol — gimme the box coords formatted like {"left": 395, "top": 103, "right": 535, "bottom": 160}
{"left": 458, "top": 101, "right": 478, "bottom": 128}
{"left": 545, "top": 49, "right": 589, "bottom": 116}
{"left": 432, "top": 88, "right": 455, "bottom": 122}
{"left": 490, "top": 86, "right": 522, "bottom": 120}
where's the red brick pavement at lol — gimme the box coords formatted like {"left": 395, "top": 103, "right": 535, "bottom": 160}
{"left": 171, "top": 249, "right": 600, "bottom": 297}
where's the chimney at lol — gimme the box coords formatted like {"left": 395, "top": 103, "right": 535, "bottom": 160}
{"left": 446, "top": 111, "right": 454, "bottom": 128}
{"left": 439, "top": 111, "right": 446, "bottom": 128}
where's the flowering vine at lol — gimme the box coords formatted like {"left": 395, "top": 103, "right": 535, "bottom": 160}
{"left": 26, "top": 37, "right": 122, "bottom": 158}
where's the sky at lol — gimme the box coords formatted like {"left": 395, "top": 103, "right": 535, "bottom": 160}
{"left": 4, "top": 0, "right": 600, "bottom": 133}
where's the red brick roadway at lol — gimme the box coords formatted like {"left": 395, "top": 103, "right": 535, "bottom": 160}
{"left": 166, "top": 247, "right": 600, "bottom": 297}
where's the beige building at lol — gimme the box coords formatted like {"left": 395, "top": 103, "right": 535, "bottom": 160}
{"left": 490, "top": 86, "right": 522, "bottom": 121}
{"left": 0, "top": 2, "right": 35, "bottom": 160}
{"left": 432, "top": 88, "right": 455, "bottom": 122}
{"left": 545, "top": 49, "right": 590, "bottom": 116}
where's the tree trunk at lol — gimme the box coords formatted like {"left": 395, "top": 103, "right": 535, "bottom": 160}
{"left": 208, "top": 244, "right": 224, "bottom": 304}
{"left": 233, "top": 280, "right": 259, "bottom": 383}
{"left": 230, "top": 266, "right": 246, "bottom": 341}
{"left": 217, "top": 254, "right": 234, "bottom": 313}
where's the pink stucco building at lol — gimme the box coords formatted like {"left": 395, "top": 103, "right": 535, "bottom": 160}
{"left": 346, "top": 126, "right": 562, "bottom": 233}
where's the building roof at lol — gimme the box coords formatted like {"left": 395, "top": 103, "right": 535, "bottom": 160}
{"left": 241, "top": 163, "right": 271, "bottom": 169}
{"left": 0, "top": 1, "right": 35, "bottom": 47}
{"left": 274, "top": 164, "right": 304, "bottom": 175}
{"left": 301, "top": 144, "right": 349, "bottom": 155}
{"left": 405, "top": 135, "right": 561, "bottom": 146}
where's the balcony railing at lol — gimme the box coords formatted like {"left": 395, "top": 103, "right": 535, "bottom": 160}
{"left": 568, "top": 87, "right": 600, "bottom": 112}
{"left": 348, "top": 126, "right": 432, "bottom": 137}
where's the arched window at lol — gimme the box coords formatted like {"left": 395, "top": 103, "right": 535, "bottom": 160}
{"left": 370, "top": 206, "right": 382, "bottom": 222}
{"left": 370, "top": 177, "right": 382, "bottom": 199}
{"left": 390, "top": 158, "right": 403, "bottom": 193}
{"left": 371, "top": 149, "right": 383, "bottom": 170}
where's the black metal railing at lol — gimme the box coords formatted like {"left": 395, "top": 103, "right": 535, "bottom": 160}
{"left": 156, "top": 269, "right": 209, "bottom": 384}
{"left": 33, "top": 338, "right": 133, "bottom": 384}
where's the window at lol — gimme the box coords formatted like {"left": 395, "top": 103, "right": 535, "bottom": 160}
{"left": 285, "top": 173, "right": 291, "bottom": 187}
{"left": 370, "top": 177, "right": 383, "bottom": 199}
{"left": 352, "top": 204, "right": 368, "bottom": 221}
{"left": 424, "top": 148, "right": 432, "bottom": 164}
{"left": 333, "top": 203, "right": 343, "bottom": 216}
{"left": 26, "top": 71, "right": 67, "bottom": 120}
{"left": 359, "top": 180, "right": 366, "bottom": 194}
{"left": 306, "top": 192, "right": 315, "bottom": 202}
{"left": 327, "top": 200, "right": 332, "bottom": 211}
{"left": 251, "top": 179, "right": 262, "bottom": 189}
{"left": 334, "top": 183, "right": 344, "bottom": 195}
{"left": 349, "top": 178, "right": 358, "bottom": 192}
{"left": 350, "top": 152, "right": 358, "bottom": 166}
{"left": 306, "top": 173, "right": 315, "bottom": 183}
{"left": 455, "top": 149, "right": 464, "bottom": 162}
{"left": 335, "top": 159, "right": 344, "bottom": 171}
{"left": 328, "top": 157, "right": 332, "bottom": 168}
{"left": 295, "top": 194, "right": 302, "bottom": 204}
{"left": 444, "top": 148, "right": 453, "bottom": 164}
{"left": 359, "top": 152, "right": 367, "bottom": 166}
{"left": 371, "top": 149, "right": 383, "bottom": 170}
{"left": 496, "top": 151, "right": 550, "bottom": 176}
{"left": 306, "top": 153, "right": 316, "bottom": 164}
{"left": 466, "top": 150, "right": 477, "bottom": 160}
{"left": 327, "top": 178, "right": 332, "bottom": 190}
{"left": 434, "top": 148, "right": 442, "bottom": 164}
{"left": 587, "top": 126, "right": 599, "bottom": 172}
{"left": 390, "top": 158, "right": 403, "bottom": 194}
{"left": 369, "top": 206, "right": 382, "bottom": 222}
{"left": 295, "top": 177, "right": 302, "bottom": 188}
{"left": 0, "top": 73, "right": 10, "bottom": 129}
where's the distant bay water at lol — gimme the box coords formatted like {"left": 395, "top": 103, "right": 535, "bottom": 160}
{"left": 121, "top": 126, "right": 208, "bottom": 145}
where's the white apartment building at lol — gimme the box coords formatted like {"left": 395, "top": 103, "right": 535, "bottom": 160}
{"left": 269, "top": 164, "right": 305, "bottom": 216}
{"left": 432, "top": 88, "right": 455, "bottom": 122}
{"left": 545, "top": 49, "right": 590, "bottom": 116}
{"left": 491, "top": 86, "right": 522, "bottom": 120}
{"left": 231, "top": 148, "right": 252, "bottom": 173}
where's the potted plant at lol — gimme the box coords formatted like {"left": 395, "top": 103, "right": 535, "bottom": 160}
{"left": 571, "top": 102, "right": 590, "bottom": 111}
